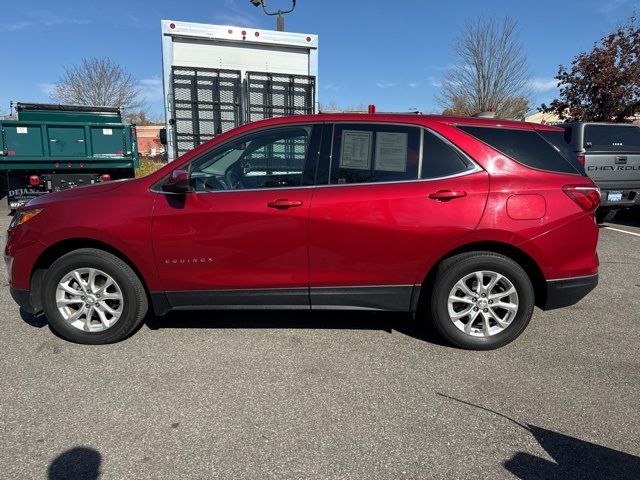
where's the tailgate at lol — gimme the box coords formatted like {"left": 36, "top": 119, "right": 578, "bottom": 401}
{"left": 584, "top": 152, "right": 640, "bottom": 188}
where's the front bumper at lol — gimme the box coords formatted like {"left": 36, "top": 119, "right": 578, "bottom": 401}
{"left": 542, "top": 274, "right": 598, "bottom": 310}
{"left": 9, "top": 285, "right": 42, "bottom": 315}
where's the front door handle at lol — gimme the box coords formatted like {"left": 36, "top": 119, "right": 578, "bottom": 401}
{"left": 267, "top": 199, "right": 304, "bottom": 209}
{"left": 428, "top": 190, "right": 467, "bottom": 201}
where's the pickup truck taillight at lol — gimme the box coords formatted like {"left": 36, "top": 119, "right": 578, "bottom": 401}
{"left": 29, "top": 175, "right": 40, "bottom": 186}
{"left": 563, "top": 185, "right": 601, "bottom": 212}
{"left": 576, "top": 155, "right": 586, "bottom": 167}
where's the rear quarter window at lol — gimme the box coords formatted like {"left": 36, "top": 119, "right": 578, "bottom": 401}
{"left": 457, "top": 125, "right": 581, "bottom": 175}
{"left": 538, "top": 130, "right": 586, "bottom": 175}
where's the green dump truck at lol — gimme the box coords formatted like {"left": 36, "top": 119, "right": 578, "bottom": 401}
{"left": 0, "top": 103, "right": 139, "bottom": 209}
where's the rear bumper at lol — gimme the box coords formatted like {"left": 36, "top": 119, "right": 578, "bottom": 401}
{"left": 9, "top": 285, "right": 41, "bottom": 315}
{"left": 542, "top": 274, "right": 598, "bottom": 310}
{"left": 595, "top": 185, "right": 640, "bottom": 207}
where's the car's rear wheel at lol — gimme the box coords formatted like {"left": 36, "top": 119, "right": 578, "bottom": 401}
{"left": 429, "top": 252, "right": 534, "bottom": 350}
{"left": 41, "top": 248, "right": 148, "bottom": 344}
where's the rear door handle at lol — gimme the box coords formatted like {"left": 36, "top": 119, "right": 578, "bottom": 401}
{"left": 428, "top": 190, "right": 467, "bottom": 201}
{"left": 267, "top": 199, "right": 304, "bottom": 209}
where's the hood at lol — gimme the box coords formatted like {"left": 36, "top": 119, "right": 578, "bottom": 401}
{"left": 26, "top": 178, "right": 133, "bottom": 207}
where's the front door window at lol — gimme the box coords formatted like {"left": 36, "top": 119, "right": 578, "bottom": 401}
{"left": 188, "top": 125, "right": 313, "bottom": 191}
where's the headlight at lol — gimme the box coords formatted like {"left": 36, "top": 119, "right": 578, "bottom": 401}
{"left": 9, "top": 209, "right": 44, "bottom": 229}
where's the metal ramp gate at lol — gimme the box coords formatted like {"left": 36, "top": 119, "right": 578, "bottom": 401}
{"left": 170, "top": 68, "right": 315, "bottom": 157}
{"left": 246, "top": 72, "right": 316, "bottom": 123}
{"left": 171, "top": 66, "right": 242, "bottom": 157}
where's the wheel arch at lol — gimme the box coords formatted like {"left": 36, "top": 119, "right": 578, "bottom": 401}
{"left": 417, "top": 241, "right": 547, "bottom": 311}
{"left": 30, "top": 238, "right": 152, "bottom": 314}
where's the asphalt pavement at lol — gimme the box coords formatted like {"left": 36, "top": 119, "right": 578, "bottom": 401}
{"left": 1, "top": 205, "right": 639, "bottom": 479}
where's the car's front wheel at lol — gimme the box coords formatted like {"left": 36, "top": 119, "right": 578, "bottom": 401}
{"left": 429, "top": 252, "right": 535, "bottom": 350}
{"left": 41, "top": 248, "right": 148, "bottom": 344}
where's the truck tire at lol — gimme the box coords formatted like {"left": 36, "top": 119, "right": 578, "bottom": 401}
{"left": 429, "top": 252, "right": 535, "bottom": 350}
{"left": 41, "top": 248, "right": 148, "bottom": 344}
{"left": 596, "top": 207, "right": 617, "bottom": 224}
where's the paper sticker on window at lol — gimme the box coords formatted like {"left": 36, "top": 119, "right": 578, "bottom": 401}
{"left": 340, "top": 130, "right": 372, "bottom": 170}
{"left": 375, "top": 132, "right": 408, "bottom": 172}
{"left": 103, "top": 128, "right": 113, "bottom": 135}
{"left": 16, "top": 127, "right": 28, "bottom": 134}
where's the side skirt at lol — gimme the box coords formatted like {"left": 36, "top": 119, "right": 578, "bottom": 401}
{"left": 151, "top": 285, "right": 422, "bottom": 316}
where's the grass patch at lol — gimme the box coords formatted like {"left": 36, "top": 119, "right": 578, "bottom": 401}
{"left": 136, "top": 157, "right": 166, "bottom": 178}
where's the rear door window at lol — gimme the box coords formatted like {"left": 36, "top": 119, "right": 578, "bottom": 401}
{"left": 584, "top": 125, "right": 640, "bottom": 151}
{"left": 458, "top": 125, "right": 580, "bottom": 175}
{"left": 329, "top": 124, "right": 420, "bottom": 184}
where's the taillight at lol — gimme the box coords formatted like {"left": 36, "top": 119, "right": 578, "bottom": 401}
{"left": 576, "top": 155, "right": 586, "bottom": 167}
{"left": 100, "top": 174, "right": 111, "bottom": 182}
{"left": 29, "top": 175, "right": 40, "bottom": 186}
{"left": 563, "top": 185, "right": 601, "bottom": 212}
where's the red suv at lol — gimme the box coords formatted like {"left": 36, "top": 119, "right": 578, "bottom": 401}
{"left": 5, "top": 114, "right": 600, "bottom": 349}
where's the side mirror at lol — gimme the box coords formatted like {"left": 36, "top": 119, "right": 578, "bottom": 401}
{"left": 159, "top": 128, "right": 167, "bottom": 145}
{"left": 163, "top": 168, "right": 191, "bottom": 193}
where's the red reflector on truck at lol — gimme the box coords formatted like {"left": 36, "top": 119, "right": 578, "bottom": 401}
{"left": 563, "top": 185, "right": 601, "bottom": 212}
{"left": 100, "top": 174, "right": 111, "bottom": 182}
{"left": 29, "top": 175, "right": 40, "bottom": 186}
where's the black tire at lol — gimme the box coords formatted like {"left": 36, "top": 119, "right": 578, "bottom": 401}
{"left": 429, "top": 252, "right": 535, "bottom": 350}
{"left": 41, "top": 248, "right": 148, "bottom": 344}
{"left": 596, "top": 207, "right": 617, "bottom": 224}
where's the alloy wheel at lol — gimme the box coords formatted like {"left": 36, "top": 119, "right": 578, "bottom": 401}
{"left": 55, "top": 268, "right": 124, "bottom": 332}
{"left": 447, "top": 270, "right": 519, "bottom": 337}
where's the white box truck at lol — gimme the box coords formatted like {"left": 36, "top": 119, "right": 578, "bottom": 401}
{"left": 160, "top": 19, "right": 319, "bottom": 161}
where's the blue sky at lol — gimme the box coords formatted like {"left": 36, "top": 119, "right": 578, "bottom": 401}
{"left": 1, "top": 0, "right": 638, "bottom": 117}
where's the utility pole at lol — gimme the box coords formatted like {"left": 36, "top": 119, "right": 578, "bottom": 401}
{"left": 250, "top": 0, "right": 297, "bottom": 32}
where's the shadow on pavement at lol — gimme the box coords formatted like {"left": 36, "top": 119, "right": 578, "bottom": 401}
{"left": 607, "top": 209, "right": 640, "bottom": 229}
{"left": 505, "top": 425, "right": 640, "bottom": 480}
{"left": 48, "top": 446, "right": 101, "bottom": 480}
{"left": 436, "top": 393, "right": 640, "bottom": 480}
{"left": 146, "top": 309, "right": 450, "bottom": 347}
{"left": 19, "top": 306, "right": 449, "bottom": 346}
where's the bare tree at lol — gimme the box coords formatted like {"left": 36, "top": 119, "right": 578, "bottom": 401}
{"left": 51, "top": 57, "right": 141, "bottom": 111}
{"left": 438, "top": 17, "right": 531, "bottom": 119}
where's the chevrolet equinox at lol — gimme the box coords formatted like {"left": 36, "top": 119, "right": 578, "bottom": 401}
{"left": 5, "top": 114, "right": 600, "bottom": 349}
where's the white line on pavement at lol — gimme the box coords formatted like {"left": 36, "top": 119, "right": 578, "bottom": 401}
{"left": 604, "top": 226, "right": 640, "bottom": 238}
